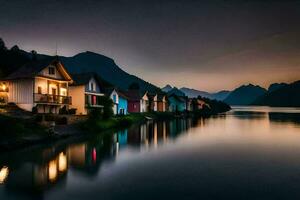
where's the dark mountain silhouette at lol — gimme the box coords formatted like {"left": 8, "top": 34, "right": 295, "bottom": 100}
{"left": 163, "top": 85, "right": 230, "bottom": 100}
{"left": 180, "top": 87, "right": 230, "bottom": 100}
{"left": 224, "top": 84, "right": 267, "bottom": 105}
{"left": 161, "top": 84, "right": 173, "bottom": 93}
{"left": 59, "top": 51, "right": 161, "bottom": 93}
{"left": 268, "top": 83, "right": 288, "bottom": 93}
{"left": 0, "top": 38, "right": 160, "bottom": 93}
{"left": 253, "top": 81, "right": 300, "bottom": 107}
{"left": 0, "top": 39, "right": 31, "bottom": 77}
{"left": 167, "top": 87, "right": 186, "bottom": 97}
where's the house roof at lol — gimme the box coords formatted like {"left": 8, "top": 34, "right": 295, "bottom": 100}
{"left": 4, "top": 57, "right": 72, "bottom": 81}
{"left": 104, "top": 87, "right": 129, "bottom": 99}
{"left": 157, "top": 93, "right": 166, "bottom": 101}
{"left": 125, "top": 90, "right": 147, "bottom": 101}
{"left": 168, "top": 93, "right": 186, "bottom": 103}
{"left": 71, "top": 72, "right": 113, "bottom": 92}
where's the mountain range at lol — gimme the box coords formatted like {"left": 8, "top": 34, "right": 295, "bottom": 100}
{"left": 1, "top": 38, "right": 299, "bottom": 107}
{"left": 162, "top": 85, "right": 230, "bottom": 101}
{"left": 0, "top": 41, "right": 160, "bottom": 94}
{"left": 253, "top": 81, "right": 300, "bottom": 107}
{"left": 163, "top": 82, "right": 300, "bottom": 107}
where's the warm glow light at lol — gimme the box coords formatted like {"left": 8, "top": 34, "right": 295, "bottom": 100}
{"left": 2, "top": 84, "right": 6, "bottom": 91}
{"left": 0, "top": 166, "right": 9, "bottom": 184}
{"left": 48, "top": 160, "right": 57, "bottom": 182}
{"left": 58, "top": 152, "right": 67, "bottom": 172}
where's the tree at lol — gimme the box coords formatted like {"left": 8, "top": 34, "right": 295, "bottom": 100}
{"left": 10, "top": 45, "right": 20, "bottom": 52}
{"left": 31, "top": 50, "right": 37, "bottom": 61}
{"left": 100, "top": 96, "right": 114, "bottom": 119}
{"left": 129, "top": 82, "right": 140, "bottom": 90}
{"left": 0, "top": 38, "right": 7, "bottom": 51}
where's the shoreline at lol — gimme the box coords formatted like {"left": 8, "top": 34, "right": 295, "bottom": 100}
{"left": 0, "top": 110, "right": 230, "bottom": 153}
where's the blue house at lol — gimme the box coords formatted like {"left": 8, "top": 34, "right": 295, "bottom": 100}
{"left": 168, "top": 94, "right": 187, "bottom": 112}
{"left": 106, "top": 88, "right": 128, "bottom": 115}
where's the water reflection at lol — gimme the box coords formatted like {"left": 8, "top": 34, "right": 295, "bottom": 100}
{"left": 0, "top": 119, "right": 199, "bottom": 197}
{"left": 1, "top": 107, "right": 300, "bottom": 199}
{"left": 0, "top": 166, "right": 9, "bottom": 184}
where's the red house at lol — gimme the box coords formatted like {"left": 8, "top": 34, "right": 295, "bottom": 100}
{"left": 126, "top": 90, "right": 148, "bottom": 113}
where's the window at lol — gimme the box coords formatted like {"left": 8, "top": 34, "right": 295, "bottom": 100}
{"left": 38, "top": 86, "right": 42, "bottom": 94}
{"left": 113, "top": 94, "right": 117, "bottom": 103}
{"left": 49, "top": 67, "right": 55, "bottom": 75}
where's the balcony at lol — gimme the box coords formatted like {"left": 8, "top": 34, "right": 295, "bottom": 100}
{"left": 34, "top": 94, "right": 72, "bottom": 105}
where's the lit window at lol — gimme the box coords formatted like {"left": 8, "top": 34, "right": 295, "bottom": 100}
{"left": 49, "top": 67, "right": 55, "bottom": 75}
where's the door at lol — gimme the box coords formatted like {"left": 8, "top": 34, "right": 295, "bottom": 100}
{"left": 52, "top": 88, "right": 57, "bottom": 102}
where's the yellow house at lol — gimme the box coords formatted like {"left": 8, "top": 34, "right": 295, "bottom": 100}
{"left": 2, "top": 58, "right": 73, "bottom": 113}
{"left": 69, "top": 73, "right": 105, "bottom": 115}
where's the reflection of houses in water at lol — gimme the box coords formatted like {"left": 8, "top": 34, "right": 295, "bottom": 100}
{"left": 113, "top": 129, "right": 128, "bottom": 156}
{"left": 126, "top": 119, "right": 195, "bottom": 149}
{"left": 0, "top": 166, "right": 9, "bottom": 184}
{"left": 1, "top": 118, "right": 202, "bottom": 198}
{"left": 4, "top": 151, "right": 68, "bottom": 195}
{"left": 67, "top": 135, "right": 116, "bottom": 176}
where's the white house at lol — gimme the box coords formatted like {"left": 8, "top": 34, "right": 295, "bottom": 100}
{"left": 1, "top": 58, "right": 73, "bottom": 113}
{"left": 69, "top": 73, "right": 105, "bottom": 115}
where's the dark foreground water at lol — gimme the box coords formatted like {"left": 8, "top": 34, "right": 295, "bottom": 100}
{"left": 1, "top": 106, "right": 300, "bottom": 200}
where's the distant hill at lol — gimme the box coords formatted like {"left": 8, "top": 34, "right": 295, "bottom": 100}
{"left": 167, "top": 87, "right": 186, "bottom": 97}
{"left": 162, "top": 84, "right": 173, "bottom": 93}
{"left": 0, "top": 45, "right": 31, "bottom": 77}
{"left": 0, "top": 38, "right": 161, "bottom": 93}
{"left": 224, "top": 84, "right": 267, "bottom": 105}
{"left": 180, "top": 87, "right": 230, "bottom": 100}
{"left": 163, "top": 85, "right": 230, "bottom": 100}
{"left": 59, "top": 51, "right": 161, "bottom": 93}
{"left": 268, "top": 83, "right": 288, "bottom": 93}
{"left": 253, "top": 81, "right": 300, "bottom": 107}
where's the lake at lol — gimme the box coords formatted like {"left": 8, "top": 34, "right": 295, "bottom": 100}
{"left": 1, "top": 106, "right": 300, "bottom": 199}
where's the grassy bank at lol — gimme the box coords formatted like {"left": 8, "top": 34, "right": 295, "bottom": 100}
{"left": 80, "top": 112, "right": 176, "bottom": 132}
{"left": 0, "top": 114, "right": 49, "bottom": 151}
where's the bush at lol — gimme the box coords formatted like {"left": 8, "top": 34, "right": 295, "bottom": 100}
{"left": 59, "top": 106, "right": 68, "bottom": 114}
{"left": 34, "top": 114, "right": 43, "bottom": 122}
{"left": 56, "top": 116, "right": 68, "bottom": 125}
{"left": 45, "top": 114, "right": 55, "bottom": 121}
{"left": 32, "top": 106, "right": 38, "bottom": 114}
{"left": 68, "top": 108, "right": 77, "bottom": 115}
{"left": 88, "top": 107, "right": 103, "bottom": 121}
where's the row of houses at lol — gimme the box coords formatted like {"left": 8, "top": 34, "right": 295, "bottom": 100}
{"left": 0, "top": 58, "right": 206, "bottom": 115}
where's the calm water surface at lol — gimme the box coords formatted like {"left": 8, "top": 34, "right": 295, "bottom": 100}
{"left": 1, "top": 106, "right": 300, "bottom": 199}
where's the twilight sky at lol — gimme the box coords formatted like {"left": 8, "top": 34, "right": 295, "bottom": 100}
{"left": 1, "top": 0, "right": 300, "bottom": 92}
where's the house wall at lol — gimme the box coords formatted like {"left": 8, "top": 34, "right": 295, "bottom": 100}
{"left": 69, "top": 85, "right": 86, "bottom": 115}
{"left": 128, "top": 100, "right": 140, "bottom": 113}
{"left": 8, "top": 79, "right": 34, "bottom": 111}
{"left": 140, "top": 94, "right": 148, "bottom": 112}
{"left": 168, "top": 96, "right": 185, "bottom": 112}
{"left": 153, "top": 95, "right": 158, "bottom": 111}
{"left": 118, "top": 96, "right": 128, "bottom": 115}
{"left": 109, "top": 90, "right": 119, "bottom": 115}
{"left": 39, "top": 65, "right": 64, "bottom": 80}
{"left": 85, "top": 77, "right": 101, "bottom": 93}
{"left": 157, "top": 101, "right": 167, "bottom": 112}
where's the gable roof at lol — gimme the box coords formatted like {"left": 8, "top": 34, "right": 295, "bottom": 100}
{"left": 125, "top": 90, "right": 147, "bottom": 101}
{"left": 4, "top": 57, "right": 72, "bottom": 81}
{"left": 168, "top": 93, "right": 187, "bottom": 103}
{"left": 104, "top": 87, "right": 129, "bottom": 99}
{"left": 71, "top": 72, "right": 114, "bottom": 92}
